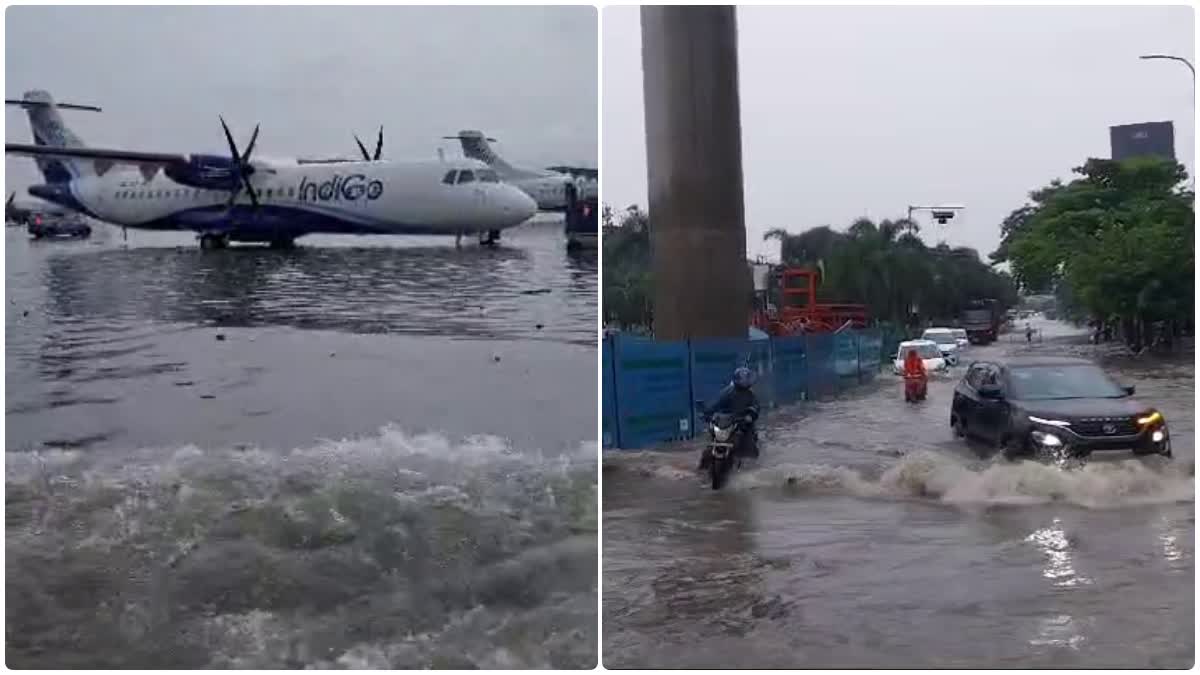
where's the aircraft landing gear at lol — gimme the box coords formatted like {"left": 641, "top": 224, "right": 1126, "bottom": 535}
{"left": 478, "top": 229, "right": 501, "bottom": 247}
{"left": 199, "top": 233, "right": 229, "bottom": 250}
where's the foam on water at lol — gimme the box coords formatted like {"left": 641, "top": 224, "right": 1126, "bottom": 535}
{"left": 5, "top": 426, "right": 597, "bottom": 668}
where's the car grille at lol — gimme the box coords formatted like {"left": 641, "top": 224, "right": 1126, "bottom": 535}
{"left": 1071, "top": 416, "right": 1139, "bottom": 437}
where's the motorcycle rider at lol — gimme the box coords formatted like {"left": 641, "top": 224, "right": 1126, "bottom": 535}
{"left": 903, "top": 348, "right": 927, "bottom": 401}
{"left": 698, "top": 366, "right": 761, "bottom": 470}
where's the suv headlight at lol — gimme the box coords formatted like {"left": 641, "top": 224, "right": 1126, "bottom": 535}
{"left": 1031, "top": 430, "right": 1063, "bottom": 447}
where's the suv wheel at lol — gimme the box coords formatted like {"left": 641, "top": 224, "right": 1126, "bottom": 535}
{"left": 951, "top": 414, "right": 967, "bottom": 439}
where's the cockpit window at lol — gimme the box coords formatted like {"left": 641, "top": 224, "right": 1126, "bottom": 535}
{"left": 456, "top": 170, "right": 476, "bottom": 184}
{"left": 477, "top": 169, "right": 499, "bottom": 183}
{"left": 442, "top": 170, "right": 457, "bottom": 185}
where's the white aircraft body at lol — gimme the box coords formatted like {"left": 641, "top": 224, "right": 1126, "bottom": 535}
{"left": 5, "top": 91, "right": 537, "bottom": 248}
{"left": 448, "top": 130, "right": 597, "bottom": 211}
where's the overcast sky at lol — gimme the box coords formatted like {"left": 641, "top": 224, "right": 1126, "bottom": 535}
{"left": 6, "top": 5, "right": 596, "bottom": 194}
{"left": 603, "top": 5, "right": 1195, "bottom": 260}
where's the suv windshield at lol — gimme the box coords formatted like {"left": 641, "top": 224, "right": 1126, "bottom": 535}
{"left": 923, "top": 331, "right": 956, "bottom": 345}
{"left": 1008, "top": 364, "right": 1127, "bottom": 400}
{"left": 900, "top": 344, "right": 941, "bottom": 360}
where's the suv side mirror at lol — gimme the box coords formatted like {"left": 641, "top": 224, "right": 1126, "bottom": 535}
{"left": 978, "top": 384, "right": 1004, "bottom": 400}
{"left": 1123, "top": 385, "right": 1136, "bottom": 396}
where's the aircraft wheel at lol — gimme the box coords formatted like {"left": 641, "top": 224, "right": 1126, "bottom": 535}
{"left": 199, "top": 234, "right": 228, "bottom": 250}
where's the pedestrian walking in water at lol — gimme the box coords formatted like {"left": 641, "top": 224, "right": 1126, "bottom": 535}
{"left": 1025, "top": 323, "right": 1034, "bottom": 344}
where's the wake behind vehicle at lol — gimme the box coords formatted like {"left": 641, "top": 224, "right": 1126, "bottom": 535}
{"left": 950, "top": 356, "right": 1171, "bottom": 462}
{"left": 921, "top": 327, "right": 961, "bottom": 366}
{"left": 892, "top": 340, "right": 948, "bottom": 376}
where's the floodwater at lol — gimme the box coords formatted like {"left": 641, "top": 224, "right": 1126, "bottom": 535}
{"left": 603, "top": 317, "right": 1193, "bottom": 669}
{"left": 6, "top": 221, "right": 597, "bottom": 668}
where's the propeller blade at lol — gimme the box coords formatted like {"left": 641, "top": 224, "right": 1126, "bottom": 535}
{"left": 242, "top": 175, "right": 259, "bottom": 208}
{"left": 354, "top": 134, "right": 371, "bottom": 161}
{"left": 374, "top": 127, "right": 383, "bottom": 161}
{"left": 227, "top": 184, "right": 241, "bottom": 209}
{"left": 219, "top": 116, "right": 241, "bottom": 162}
{"left": 242, "top": 124, "right": 260, "bottom": 162}
{"left": 7, "top": 192, "right": 14, "bottom": 207}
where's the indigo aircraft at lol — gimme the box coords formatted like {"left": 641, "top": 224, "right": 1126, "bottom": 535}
{"left": 5, "top": 91, "right": 537, "bottom": 248}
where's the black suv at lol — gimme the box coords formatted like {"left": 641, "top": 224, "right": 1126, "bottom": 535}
{"left": 950, "top": 357, "right": 1171, "bottom": 460}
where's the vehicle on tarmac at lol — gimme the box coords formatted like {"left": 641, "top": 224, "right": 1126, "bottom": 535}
{"left": 951, "top": 328, "right": 969, "bottom": 348}
{"left": 950, "top": 356, "right": 1172, "bottom": 461}
{"left": 921, "top": 327, "right": 961, "bottom": 366}
{"left": 892, "top": 340, "right": 948, "bottom": 376}
{"left": 28, "top": 213, "right": 91, "bottom": 239}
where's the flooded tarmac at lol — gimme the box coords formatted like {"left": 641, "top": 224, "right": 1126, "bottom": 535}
{"left": 6, "top": 221, "right": 597, "bottom": 668}
{"left": 603, "top": 318, "right": 1193, "bottom": 669}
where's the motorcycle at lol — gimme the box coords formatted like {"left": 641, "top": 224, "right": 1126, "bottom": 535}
{"left": 904, "top": 373, "right": 927, "bottom": 402}
{"left": 696, "top": 407, "right": 749, "bottom": 490}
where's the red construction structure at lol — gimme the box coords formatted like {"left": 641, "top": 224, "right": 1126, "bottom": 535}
{"left": 752, "top": 266, "right": 869, "bottom": 336}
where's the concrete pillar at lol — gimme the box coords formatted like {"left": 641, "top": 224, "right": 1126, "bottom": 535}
{"left": 641, "top": 5, "right": 748, "bottom": 341}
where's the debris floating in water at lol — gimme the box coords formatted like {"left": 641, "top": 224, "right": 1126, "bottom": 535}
{"left": 520, "top": 288, "right": 552, "bottom": 295}
{"left": 215, "top": 333, "right": 226, "bottom": 341}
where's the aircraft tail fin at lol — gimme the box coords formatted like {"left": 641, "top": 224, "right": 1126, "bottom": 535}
{"left": 6, "top": 90, "right": 99, "bottom": 183}
{"left": 451, "top": 130, "right": 515, "bottom": 173}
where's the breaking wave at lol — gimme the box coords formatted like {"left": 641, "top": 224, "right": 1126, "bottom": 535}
{"left": 612, "top": 449, "right": 1194, "bottom": 509}
{"left": 6, "top": 426, "right": 597, "bottom": 668}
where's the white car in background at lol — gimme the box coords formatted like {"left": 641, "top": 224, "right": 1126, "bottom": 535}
{"left": 893, "top": 340, "right": 949, "bottom": 375}
{"left": 921, "top": 328, "right": 962, "bottom": 366}
{"left": 951, "top": 328, "right": 969, "bottom": 348}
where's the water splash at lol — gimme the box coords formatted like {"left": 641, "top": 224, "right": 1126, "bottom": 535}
{"left": 6, "top": 426, "right": 597, "bottom": 668}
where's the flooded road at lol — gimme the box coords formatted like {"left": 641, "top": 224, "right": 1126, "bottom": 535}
{"left": 603, "top": 318, "right": 1193, "bottom": 669}
{"left": 6, "top": 221, "right": 597, "bottom": 668}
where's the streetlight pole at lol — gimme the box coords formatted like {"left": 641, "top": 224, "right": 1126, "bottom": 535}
{"left": 1139, "top": 54, "right": 1196, "bottom": 80}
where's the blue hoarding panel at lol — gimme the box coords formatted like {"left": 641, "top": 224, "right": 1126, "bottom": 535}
{"left": 857, "top": 329, "right": 883, "bottom": 382}
{"left": 834, "top": 332, "right": 860, "bottom": 385}
{"left": 806, "top": 333, "right": 837, "bottom": 398}
{"left": 771, "top": 335, "right": 807, "bottom": 405}
{"left": 602, "top": 336, "right": 618, "bottom": 449}
{"left": 611, "top": 334, "right": 693, "bottom": 449}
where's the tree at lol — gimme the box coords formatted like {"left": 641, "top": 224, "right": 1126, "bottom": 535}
{"left": 999, "top": 157, "right": 1194, "bottom": 346}
{"left": 602, "top": 205, "right": 654, "bottom": 330}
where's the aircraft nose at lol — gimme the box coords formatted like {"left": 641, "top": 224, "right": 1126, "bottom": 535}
{"left": 503, "top": 186, "right": 537, "bottom": 222}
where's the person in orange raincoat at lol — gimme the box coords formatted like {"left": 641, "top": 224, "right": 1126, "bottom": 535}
{"left": 903, "top": 348, "right": 927, "bottom": 402}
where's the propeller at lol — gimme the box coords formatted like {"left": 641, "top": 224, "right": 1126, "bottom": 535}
{"left": 219, "top": 116, "right": 260, "bottom": 209}
{"left": 353, "top": 126, "right": 384, "bottom": 161}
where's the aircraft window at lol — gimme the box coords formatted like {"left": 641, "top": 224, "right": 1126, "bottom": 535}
{"left": 442, "top": 170, "right": 457, "bottom": 185}
{"left": 456, "top": 170, "right": 475, "bottom": 184}
{"left": 478, "top": 169, "right": 499, "bottom": 183}
{"left": 266, "top": 188, "right": 273, "bottom": 198}
{"left": 176, "top": 190, "right": 182, "bottom": 199}
{"left": 287, "top": 186, "right": 295, "bottom": 197}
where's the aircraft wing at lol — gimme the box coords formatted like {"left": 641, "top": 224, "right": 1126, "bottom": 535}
{"left": 5, "top": 143, "right": 188, "bottom": 180}
{"left": 546, "top": 166, "right": 598, "bottom": 180}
